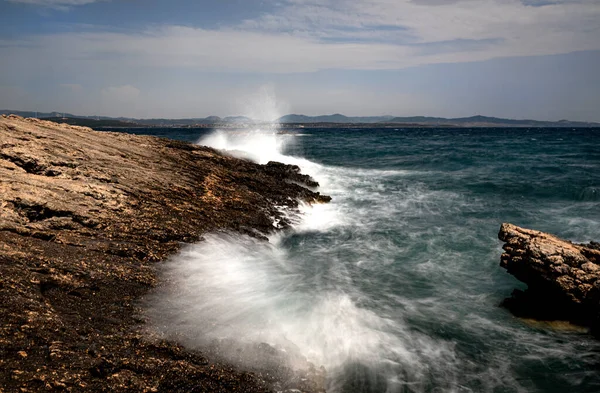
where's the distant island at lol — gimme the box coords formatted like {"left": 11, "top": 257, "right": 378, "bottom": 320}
{"left": 1, "top": 110, "right": 598, "bottom": 128}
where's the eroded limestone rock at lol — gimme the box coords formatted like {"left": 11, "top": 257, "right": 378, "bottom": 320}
{"left": 498, "top": 223, "right": 600, "bottom": 335}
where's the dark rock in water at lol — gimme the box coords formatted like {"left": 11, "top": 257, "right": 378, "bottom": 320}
{"left": 265, "top": 161, "right": 320, "bottom": 188}
{"left": 498, "top": 223, "right": 600, "bottom": 336}
{"left": 587, "top": 241, "right": 600, "bottom": 251}
{"left": 264, "top": 161, "right": 331, "bottom": 203}
{"left": 0, "top": 114, "right": 328, "bottom": 392}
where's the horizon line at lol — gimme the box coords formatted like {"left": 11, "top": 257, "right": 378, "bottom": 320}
{"left": 1, "top": 110, "right": 599, "bottom": 124}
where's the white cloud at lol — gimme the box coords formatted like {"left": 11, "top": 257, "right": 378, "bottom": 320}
{"left": 2, "top": 0, "right": 598, "bottom": 74}
{"left": 250, "top": 0, "right": 600, "bottom": 52}
{"left": 0, "top": 28, "right": 415, "bottom": 73}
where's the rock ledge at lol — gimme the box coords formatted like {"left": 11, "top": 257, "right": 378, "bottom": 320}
{"left": 0, "top": 114, "right": 328, "bottom": 392}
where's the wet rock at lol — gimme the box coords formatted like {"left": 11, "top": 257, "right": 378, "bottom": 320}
{"left": 265, "top": 161, "right": 320, "bottom": 188}
{"left": 498, "top": 223, "right": 600, "bottom": 336}
{"left": 0, "top": 115, "right": 330, "bottom": 392}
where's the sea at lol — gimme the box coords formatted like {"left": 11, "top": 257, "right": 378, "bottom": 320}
{"left": 106, "top": 126, "right": 600, "bottom": 392}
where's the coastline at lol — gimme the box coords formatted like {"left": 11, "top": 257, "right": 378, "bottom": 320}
{"left": 0, "top": 115, "right": 329, "bottom": 392}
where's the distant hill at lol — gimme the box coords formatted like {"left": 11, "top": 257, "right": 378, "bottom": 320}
{"left": 133, "top": 118, "right": 222, "bottom": 126}
{"left": 223, "top": 116, "right": 254, "bottom": 123}
{"left": 278, "top": 114, "right": 394, "bottom": 123}
{"left": 279, "top": 114, "right": 598, "bottom": 127}
{"left": 2, "top": 110, "right": 598, "bottom": 128}
{"left": 383, "top": 115, "right": 599, "bottom": 127}
{"left": 40, "top": 117, "right": 137, "bottom": 128}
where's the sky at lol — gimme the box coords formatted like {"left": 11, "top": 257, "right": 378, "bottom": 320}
{"left": 0, "top": 0, "right": 599, "bottom": 121}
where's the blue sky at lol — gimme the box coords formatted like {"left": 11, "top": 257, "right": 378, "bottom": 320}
{"left": 1, "top": 0, "right": 599, "bottom": 121}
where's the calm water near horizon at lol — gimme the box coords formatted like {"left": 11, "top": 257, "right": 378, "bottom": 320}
{"left": 108, "top": 126, "right": 600, "bottom": 392}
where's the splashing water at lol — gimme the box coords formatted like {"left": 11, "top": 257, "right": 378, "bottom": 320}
{"left": 197, "top": 128, "right": 294, "bottom": 164}
{"left": 146, "top": 126, "right": 600, "bottom": 393}
{"left": 242, "top": 85, "right": 290, "bottom": 124}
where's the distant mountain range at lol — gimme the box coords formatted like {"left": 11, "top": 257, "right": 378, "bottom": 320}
{"left": 0, "top": 110, "right": 256, "bottom": 127}
{"left": 381, "top": 115, "right": 599, "bottom": 127}
{"left": 278, "top": 114, "right": 599, "bottom": 127}
{"left": 277, "top": 114, "right": 396, "bottom": 123}
{"left": 1, "top": 110, "right": 598, "bottom": 128}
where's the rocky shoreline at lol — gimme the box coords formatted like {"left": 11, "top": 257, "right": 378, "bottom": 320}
{"left": 498, "top": 223, "right": 600, "bottom": 336}
{"left": 0, "top": 115, "right": 329, "bottom": 392}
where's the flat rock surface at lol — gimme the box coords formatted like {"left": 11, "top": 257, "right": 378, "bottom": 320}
{"left": 0, "top": 114, "right": 328, "bottom": 392}
{"left": 498, "top": 222, "right": 600, "bottom": 334}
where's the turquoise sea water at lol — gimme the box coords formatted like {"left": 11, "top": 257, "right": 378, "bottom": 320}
{"left": 114, "top": 126, "right": 600, "bottom": 392}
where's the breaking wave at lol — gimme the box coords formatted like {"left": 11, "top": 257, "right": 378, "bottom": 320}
{"left": 146, "top": 126, "right": 600, "bottom": 392}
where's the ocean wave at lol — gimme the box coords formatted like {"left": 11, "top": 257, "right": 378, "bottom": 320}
{"left": 146, "top": 126, "right": 600, "bottom": 392}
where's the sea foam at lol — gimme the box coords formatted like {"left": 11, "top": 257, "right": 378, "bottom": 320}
{"left": 146, "top": 126, "right": 600, "bottom": 392}
{"left": 146, "top": 127, "right": 460, "bottom": 391}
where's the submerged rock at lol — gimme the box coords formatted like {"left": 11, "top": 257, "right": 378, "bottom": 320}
{"left": 498, "top": 223, "right": 600, "bottom": 336}
{"left": 0, "top": 114, "right": 328, "bottom": 392}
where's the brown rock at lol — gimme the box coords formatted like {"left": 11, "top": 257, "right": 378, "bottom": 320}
{"left": 498, "top": 223, "right": 600, "bottom": 335}
{"left": 0, "top": 115, "right": 328, "bottom": 392}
